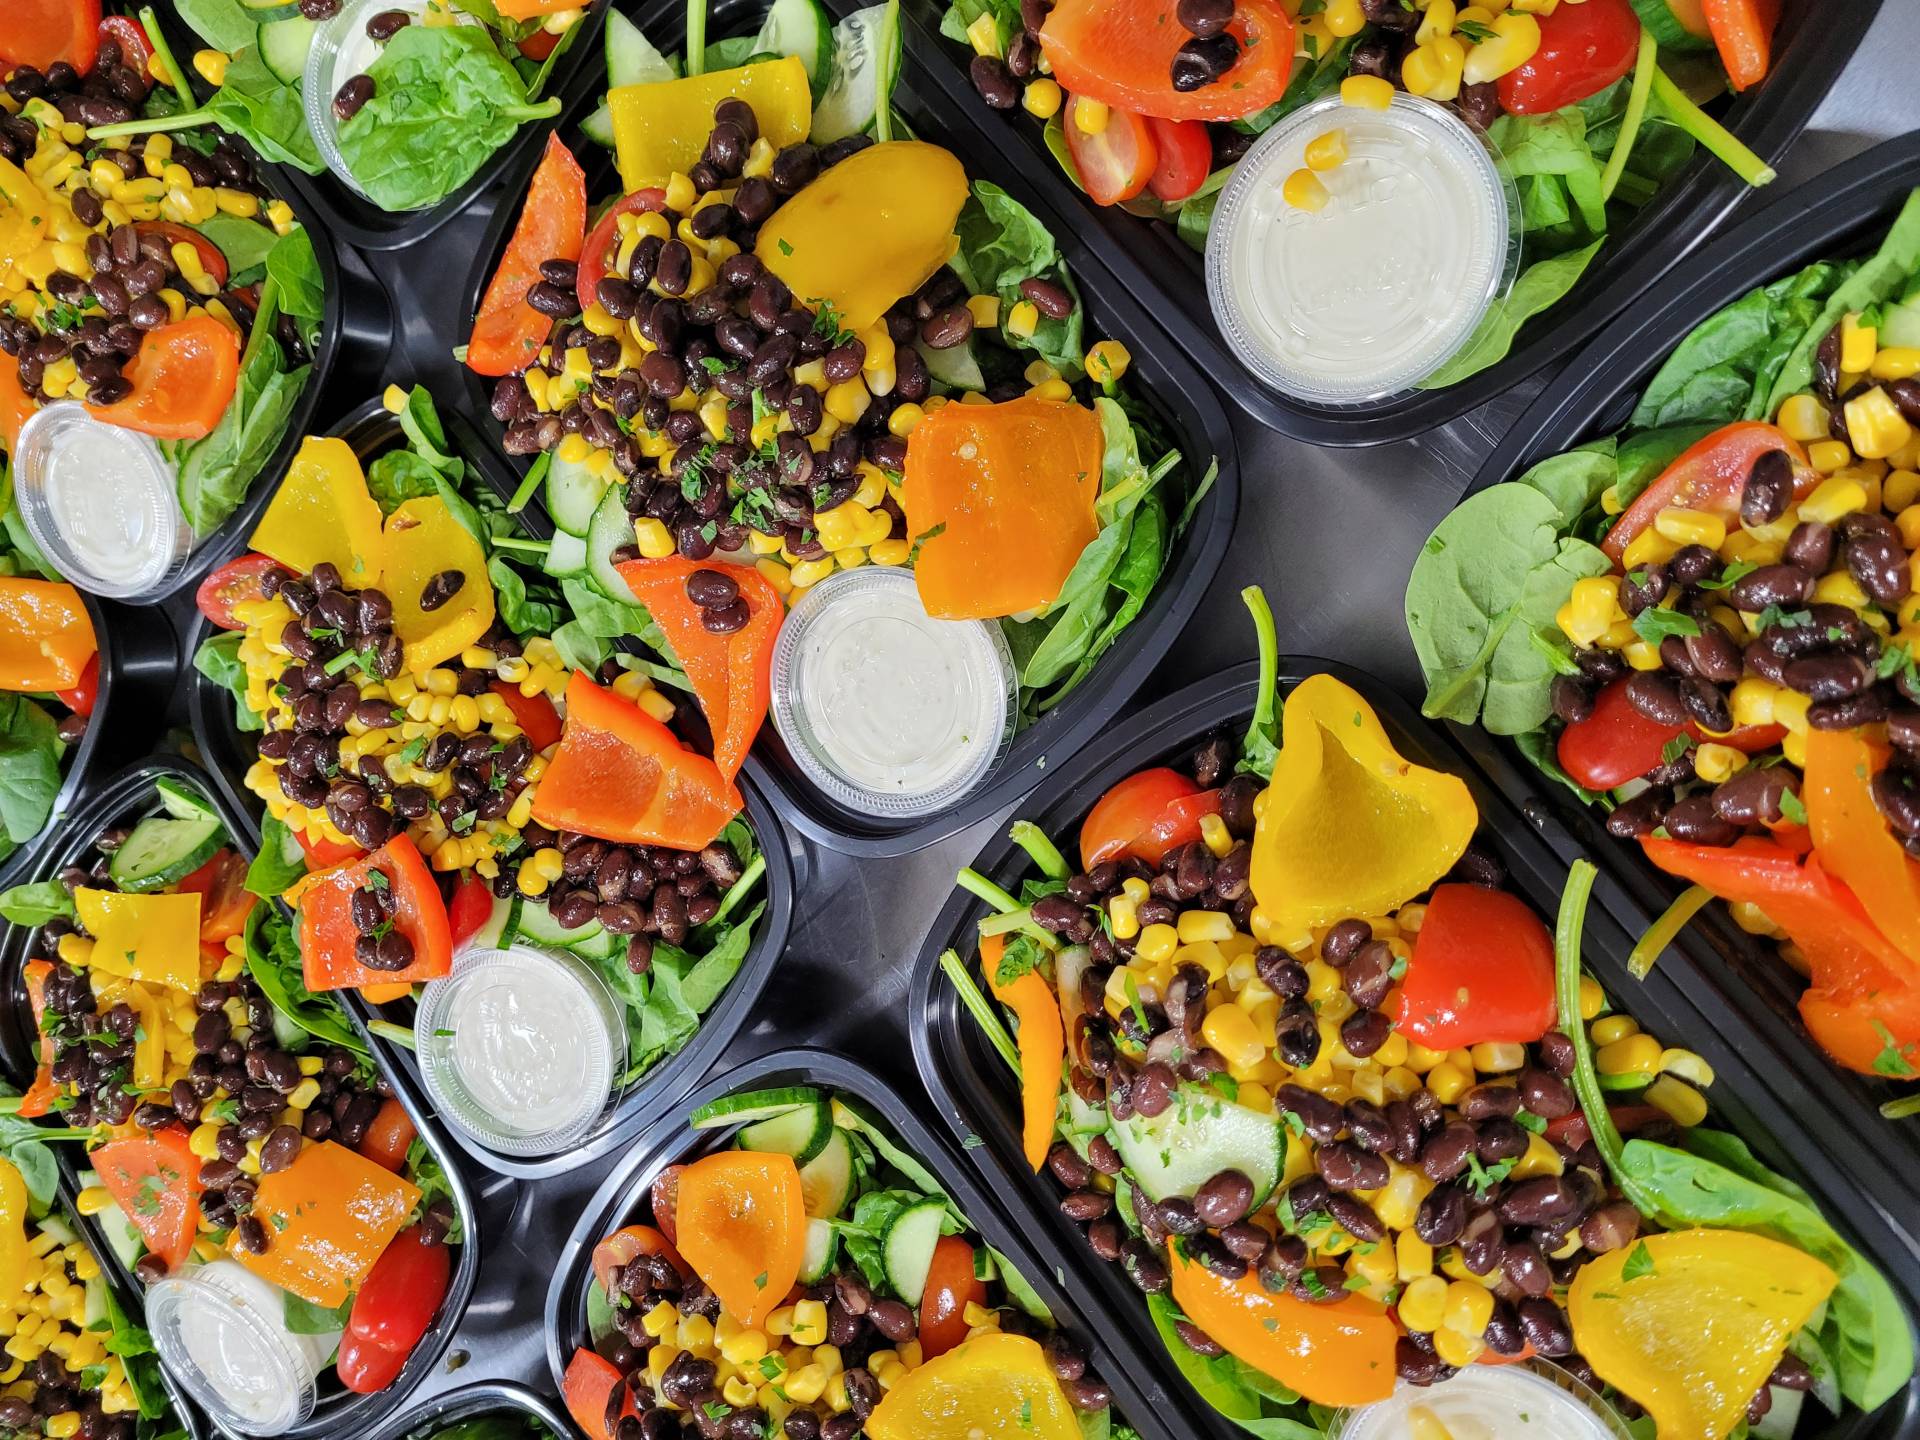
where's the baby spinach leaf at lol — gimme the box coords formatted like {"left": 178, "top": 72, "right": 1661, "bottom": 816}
{"left": 245, "top": 815, "right": 309, "bottom": 900}
{"left": 265, "top": 225, "right": 326, "bottom": 341}
{"left": 1419, "top": 240, "right": 1606, "bottom": 390}
{"left": 950, "top": 181, "right": 1084, "bottom": 379}
{"left": 0, "top": 696, "right": 65, "bottom": 850}
{"left": 174, "top": 327, "right": 307, "bottom": 532}
{"left": 193, "top": 631, "right": 264, "bottom": 733}
{"left": 201, "top": 47, "right": 324, "bottom": 172}
{"left": 244, "top": 904, "right": 369, "bottom": 1057}
{"left": 192, "top": 213, "right": 280, "bottom": 277}
{"left": 0, "top": 880, "right": 75, "bottom": 927}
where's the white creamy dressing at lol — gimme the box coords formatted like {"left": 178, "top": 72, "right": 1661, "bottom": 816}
{"left": 148, "top": 1261, "right": 330, "bottom": 1434}
{"left": 1336, "top": 1368, "right": 1628, "bottom": 1440}
{"left": 1207, "top": 94, "right": 1512, "bottom": 402}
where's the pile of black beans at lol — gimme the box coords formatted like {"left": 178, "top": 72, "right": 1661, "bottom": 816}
{"left": 4, "top": 1354, "right": 136, "bottom": 1440}
{"left": 541, "top": 829, "right": 743, "bottom": 974}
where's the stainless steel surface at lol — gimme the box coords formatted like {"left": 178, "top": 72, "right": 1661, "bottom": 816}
{"left": 350, "top": 0, "right": 1920, "bottom": 1412}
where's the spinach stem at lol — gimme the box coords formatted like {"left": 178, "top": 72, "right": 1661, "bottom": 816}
{"left": 1008, "top": 821, "right": 1069, "bottom": 880}
{"left": 1628, "top": 883, "right": 1712, "bottom": 979}
{"left": 238, "top": 276, "right": 281, "bottom": 376}
{"left": 367, "top": 1018, "right": 417, "bottom": 1051}
{"left": 872, "top": 0, "right": 900, "bottom": 144}
{"left": 500, "top": 99, "right": 563, "bottom": 123}
{"left": 977, "top": 907, "right": 1034, "bottom": 937}
{"left": 956, "top": 867, "right": 1021, "bottom": 915}
{"left": 687, "top": 0, "right": 708, "bottom": 76}
{"left": 712, "top": 852, "right": 765, "bottom": 926}
{"left": 505, "top": 451, "right": 549, "bottom": 513}
{"left": 1600, "top": 27, "right": 1658, "bottom": 202}
{"left": 140, "top": 6, "right": 196, "bottom": 113}
{"left": 87, "top": 111, "right": 212, "bottom": 141}
{"left": 1880, "top": 1093, "right": 1920, "bottom": 1120}
{"left": 489, "top": 534, "right": 551, "bottom": 555}
{"left": 1241, "top": 584, "right": 1279, "bottom": 754}
{"left": 940, "top": 949, "right": 1021, "bottom": 1079}
{"left": 1648, "top": 65, "right": 1775, "bottom": 187}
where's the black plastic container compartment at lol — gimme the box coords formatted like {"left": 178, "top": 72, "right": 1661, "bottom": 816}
{"left": 363, "top": 1381, "right": 572, "bottom": 1440}
{"left": 904, "top": 0, "right": 1883, "bottom": 445}
{"left": 457, "top": 0, "right": 1239, "bottom": 857}
{"left": 152, "top": 3, "right": 613, "bottom": 253}
{"left": 1446, "top": 125, "right": 1920, "bottom": 1278}
{"left": 908, "top": 659, "right": 1920, "bottom": 1440}
{"left": 546, "top": 1046, "right": 1213, "bottom": 1440}
{"left": 0, "top": 589, "right": 178, "bottom": 893}
{"left": 0, "top": 758, "right": 482, "bottom": 1440}
{"left": 186, "top": 396, "right": 797, "bottom": 1180}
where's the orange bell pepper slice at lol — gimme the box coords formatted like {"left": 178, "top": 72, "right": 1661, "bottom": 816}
{"left": 903, "top": 395, "right": 1104, "bottom": 621}
{"left": 92, "top": 1127, "right": 202, "bottom": 1273}
{"left": 1802, "top": 727, "right": 1920, "bottom": 967}
{"left": 615, "top": 556, "right": 784, "bottom": 781}
{"left": 17, "top": 961, "right": 58, "bottom": 1120}
{"left": 979, "top": 935, "right": 1064, "bottom": 1174}
{"left": 85, "top": 315, "right": 239, "bottom": 441}
{"left": 468, "top": 134, "right": 586, "bottom": 377}
{"left": 297, "top": 834, "right": 453, "bottom": 993}
{"left": 494, "top": 0, "right": 579, "bottom": 14}
{"left": 0, "top": 577, "right": 94, "bottom": 692}
{"left": 234, "top": 1140, "right": 421, "bottom": 1308}
{"left": 1701, "top": 0, "right": 1779, "bottom": 90}
{"left": 673, "top": 1150, "right": 806, "bottom": 1329}
{"left": 563, "top": 1348, "right": 637, "bottom": 1440}
{"left": 1641, "top": 836, "right": 1920, "bottom": 1076}
{"left": 0, "top": 360, "right": 36, "bottom": 453}
{"left": 1, "top": 0, "right": 100, "bottom": 75}
{"left": 1166, "top": 1244, "right": 1397, "bottom": 1408}
{"left": 530, "top": 673, "right": 742, "bottom": 851}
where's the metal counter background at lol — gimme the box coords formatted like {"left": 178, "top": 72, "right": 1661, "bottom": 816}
{"left": 135, "top": 0, "right": 1920, "bottom": 1409}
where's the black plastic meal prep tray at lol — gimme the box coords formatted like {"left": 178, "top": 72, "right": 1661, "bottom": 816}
{"left": 908, "top": 658, "right": 1920, "bottom": 1440}
{"left": 185, "top": 395, "right": 798, "bottom": 1181}
{"left": 364, "top": 1379, "right": 571, "bottom": 1440}
{"left": 455, "top": 0, "right": 1240, "bottom": 859}
{"left": 1448, "top": 124, "right": 1920, "bottom": 1270}
{"left": 0, "top": 758, "right": 484, "bottom": 1440}
{"left": 546, "top": 1045, "right": 1221, "bottom": 1440}
{"left": 901, "top": 0, "right": 1884, "bottom": 446}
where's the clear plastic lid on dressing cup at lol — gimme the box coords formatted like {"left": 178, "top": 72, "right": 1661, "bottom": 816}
{"left": 1206, "top": 93, "right": 1523, "bottom": 405}
{"left": 11, "top": 403, "right": 194, "bottom": 601}
{"left": 769, "top": 567, "right": 1019, "bottom": 820}
{"left": 1328, "top": 1361, "right": 1634, "bottom": 1440}
{"left": 146, "top": 1260, "right": 329, "bottom": 1436}
{"left": 413, "top": 943, "right": 625, "bottom": 1158}
{"left": 303, "top": 0, "right": 434, "bottom": 200}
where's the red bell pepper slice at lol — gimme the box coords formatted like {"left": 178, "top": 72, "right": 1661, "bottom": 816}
{"left": 489, "top": 681, "right": 564, "bottom": 753}
{"left": 341, "top": 1224, "right": 450, "bottom": 1393}
{"left": 54, "top": 653, "right": 99, "bottom": 719}
{"left": 92, "top": 1127, "right": 202, "bottom": 1272}
{"left": 85, "top": 315, "right": 239, "bottom": 441}
{"left": 297, "top": 835, "right": 453, "bottom": 993}
{"left": 468, "top": 134, "right": 587, "bottom": 377}
{"left": 1396, "top": 883, "right": 1557, "bottom": 1048}
{"left": 1701, "top": 0, "right": 1779, "bottom": 90}
{"left": 530, "top": 673, "right": 743, "bottom": 851}
{"left": 1601, "top": 422, "right": 1811, "bottom": 566}
{"left": 295, "top": 828, "right": 363, "bottom": 869}
{"left": 1038, "top": 0, "right": 1295, "bottom": 123}
{"left": 18, "top": 960, "right": 59, "bottom": 1119}
{"left": 563, "top": 1348, "right": 638, "bottom": 1440}
{"left": 615, "top": 556, "right": 782, "bottom": 781}
{"left": 3, "top": 0, "right": 101, "bottom": 75}
{"left": 577, "top": 189, "right": 667, "bottom": 316}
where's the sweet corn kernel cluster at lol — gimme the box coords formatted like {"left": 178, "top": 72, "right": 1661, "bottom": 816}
{"left": 0, "top": 1220, "right": 137, "bottom": 1421}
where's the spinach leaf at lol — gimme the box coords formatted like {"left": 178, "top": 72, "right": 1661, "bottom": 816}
{"left": 0, "top": 695, "right": 65, "bottom": 852}
{"left": 336, "top": 26, "right": 561, "bottom": 212}
{"left": 199, "top": 47, "right": 325, "bottom": 172}
{"left": 367, "top": 449, "right": 444, "bottom": 512}
{"left": 245, "top": 815, "right": 309, "bottom": 900}
{"left": 193, "top": 631, "right": 264, "bottom": 733}
{"left": 1418, "top": 240, "right": 1605, "bottom": 390}
{"left": 174, "top": 0, "right": 274, "bottom": 52}
{"left": 1233, "top": 35, "right": 1356, "bottom": 136}
{"left": 191, "top": 213, "right": 279, "bottom": 277}
{"left": 265, "top": 225, "right": 326, "bottom": 342}
{"left": 489, "top": 555, "right": 564, "bottom": 637}
{"left": 0, "top": 880, "right": 75, "bottom": 927}
{"left": 1615, "top": 423, "right": 1720, "bottom": 506}
{"left": 939, "top": 0, "right": 1022, "bottom": 51}
{"left": 243, "top": 904, "right": 369, "bottom": 1057}
{"left": 174, "top": 328, "right": 307, "bottom": 532}
{"left": 950, "top": 181, "right": 1084, "bottom": 379}
{"left": 0, "top": 1094, "right": 88, "bottom": 1213}
{"left": 281, "top": 1291, "right": 351, "bottom": 1335}
{"left": 1141, "top": 1292, "right": 1320, "bottom": 1436}
{"left": 395, "top": 384, "right": 460, "bottom": 475}
{"left": 403, "top": 1136, "right": 466, "bottom": 1244}
{"left": 1490, "top": 108, "right": 1608, "bottom": 241}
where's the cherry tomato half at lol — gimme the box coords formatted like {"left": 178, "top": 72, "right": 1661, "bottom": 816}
{"left": 97, "top": 14, "right": 151, "bottom": 71}
{"left": 576, "top": 190, "right": 668, "bottom": 316}
{"left": 1498, "top": 0, "right": 1642, "bottom": 114}
{"left": 1079, "top": 767, "right": 1220, "bottom": 870}
{"left": 1062, "top": 95, "right": 1157, "bottom": 207}
{"left": 917, "top": 1235, "right": 987, "bottom": 1360}
{"left": 195, "top": 552, "right": 281, "bottom": 631}
{"left": 359, "top": 1097, "right": 417, "bottom": 1173}
{"left": 55, "top": 653, "right": 99, "bottom": 719}
{"left": 1145, "top": 117, "right": 1212, "bottom": 203}
{"left": 294, "top": 828, "right": 363, "bottom": 869}
{"left": 447, "top": 872, "right": 496, "bottom": 951}
{"left": 337, "top": 1331, "right": 410, "bottom": 1395}
{"left": 1556, "top": 678, "right": 1686, "bottom": 792}
{"left": 178, "top": 848, "right": 254, "bottom": 944}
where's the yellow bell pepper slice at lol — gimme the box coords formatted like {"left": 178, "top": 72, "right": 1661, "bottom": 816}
{"left": 0, "top": 1159, "right": 29, "bottom": 1300}
{"left": 757, "top": 141, "right": 969, "bottom": 335}
{"left": 610, "top": 58, "right": 812, "bottom": 192}
{"left": 74, "top": 888, "right": 201, "bottom": 994}
{"left": 1248, "top": 674, "right": 1475, "bottom": 937}
{"left": 1571, "top": 1229, "right": 1836, "bottom": 1440}
{"left": 249, "top": 437, "right": 385, "bottom": 589}
{"left": 126, "top": 986, "right": 168, "bottom": 1091}
{"left": 381, "top": 496, "right": 496, "bottom": 674}
{"left": 865, "top": 1332, "right": 1080, "bottom": 1440}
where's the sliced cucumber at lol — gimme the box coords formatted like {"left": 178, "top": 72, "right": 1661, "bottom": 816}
{"left": 581, "top": 103, "right": 617, "bottom": 149}
{"left": 1881, "top": 292, "right": 1920, "bottom": 350}
{"left": 737, "top": 1101, "right": 833, "bottom": 1165}
{"left": 752, "top": 0, "right": 834, "bottom": 90}
{"left": 513, "top": 898, "right": 604, "bottom": 950}
{"left": 797, "top": 1218, "right": 838, "bottom": 1283}
{"left": 469, "top": 894, "right": 521, "bottom": 951}
{"left": 917, "top": 338, "right": 984, "bottom": 394}
{"left": 585, "top": 484, "right": 645, "bottom": 604}
{"left": 1627, "top": 0, "right": 1713, "bottom": 50}
{"left": 797, "top": 1127, "right": 855, "bottom": 1218}
{"left": 881, "top": 1199, "right": 947, "bottom": 1306}
{"left": 258, "top": 15, "right": 315, "bottom": 84}
{"left": 811, "top": 2, "right": 900, "bottom": 145}
{"left": 108, "top": 812, "right": 224, "bottom": 894}
{"left": 1107, "top": 1085, "right": 1283, "bottom": 1208}
{"left": 37, "top": 1214, "right": 75, "bottom": 1246}
{"left": 154, "top": 776, "right": 218, "bottom": 822}
{"left": 82, "top": 1275, "right": 108, "bottom": 1330}
{"left": 605, "top": 8, "right": 679, "bottom": 87}
{"left": 78, "top": 1173, "right": 143, "bottom": 1272}
{"left": 690, "top": 1085, "right": 825, "bottom": 1130}
{"left": 989, "top": 1247, "right": 1054, "bottom": 1323}
{"left": 543, "top": 528, "right": 590, "bottom": 578}
{"left": 546, "top": 449, "right": 609, "bottom": 536}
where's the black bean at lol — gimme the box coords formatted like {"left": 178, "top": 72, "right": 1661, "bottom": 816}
{"left": 1662, "top": 794, "right": 1740, "bottom": 846}
{"left": 1580, "top": 1200, "right": 1642, "bottom": 1253}
{"left": 1315, "top": 1141, "right": 1388, "bottom": 1192}
{"left": 1849, "top": 531, "right": 1912, "bottom": 606}
{"left": 1783, "top": 652, "right": 1873, "bottom": 701}
{"left": 1420, "top": 1121, "right": 1477, "bottom": 1182}
{"left": 1414, "top": 1182, "right": 1468, "bottom": 1246}
{"left": 1518, "top": 1066, "right": 1575, "bottom": 1119}
{"left": 1810, "top": 689, "right": 1890, "bottom": 730}
{"left": 1623, "top": 671, "right": 1688, "bottom": 727}
{"left": 654, "top": 240, "right": 692, "bottom": 297}
{"left": 1321, "top": 918, "right": 1371, "bottom": 965}
{"left": 969, "top": 53, "right": 1018, "bottom": 107}
{"left": 1277, "top": 1084, "right": 1344, "bottom": 1144}
{"left": 1121, "top": 1239, "right": 1170, "bottom": 1294}
{"left": 700, "top": 598, "right": 750, "bottom": 634}
{"left": 1256, "top": 947, "right": 1308, "bottom": 998}
{"left": 1729, "top": 563, "right": 1814, "bottom": 613}
{"left": 366, "top": 8, "right": 411, "bottom": 40}
{"left": 1740, "top": 448, "right": 1794, "bottom": 527}
{"left": 1783, "top": 519, "right": 1834, "bottom": 574}
{"left": 1343, "top": 940, "right": 1396, "bottom": 1008}
{"left": 1186, "top": 1232, "right": 1247, "bottom": 1281}
{"left": 1498, "top": 1176, "right": 1586, "bottom": 1228}
{"left": 1171, "top": 34, "right": 1237, "bottom": 90}
{"left": 1194, "top": 1169, "right": 1255, "bottom": 1226}
{"left": 1549, "top": 674, "right": 1593, "bottom": 724}
{"left": 1518, "top": 1297, "right": 1573, "bottom": 1357}
{"left": 418, "top": 569, "right": 466, "bottom": 612}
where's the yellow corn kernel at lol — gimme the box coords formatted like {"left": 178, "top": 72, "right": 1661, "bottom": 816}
{"left": 824, "top": 378, "right": 871, "bottom": 426}
{"left": 1177, "top": 910, "right": 1234, "bottom": 945}
{"left": 1653, "top": 506, "right": 1726, "bottom": 549}
{"left": 1871, "top": 347, "right": 1920, "bottom": 382}
{"left": 662, "top": 172, "right": 696, "bottom": 213}
{"left": 1841, "top": 311, "right": 1877, "bottom": 373}
{"left": 784, "top": 1363, "right": 828, "bottom": 1404}
{"left": 1281, "top": 168, "right": 1330, "bottom": 213}
{"left": 1135, "top": 924, "right": 1179, "bottom": 966}
{"left": 1397, "top": 1274, "right": 1448, "bottom": 1332}
{"left": 1444, "top": 1280, "right": 1495, "bottom": 1337}
{"left": 1202, "top": 1005, "right": 1268, "bottom": 1071}
{"left": 1557, "top": 575, "right": 1620, "bottom": 647}
{"left": 1590, "top": 1013, "right": 1638, "bottom": 1046}
{"left": 1433, "top": 1326, "right": 1486, "bottom": 1368}
{"left": 286, "top": 1076, "right": 320, "bottom": 1110}
{"left": 1620, "top": 527, "right": 1681, "bottom": 573}
{"left": 965, "top": 11, "right": 1001, "bottom": 55}
{"left": 965, "top": 293, "right": 1000, "bottom": 329}
{"left": 1684, "top": 741, "right": 1743, "bottom": 785}
{"left": 1426, "top": 1062, "right": 1471, "bottom": 1106}
{"left": 187, "top": 1123, "right": 223, "bottom": 1159}
{"left": 74, "top": 1187, "right": 114, "bottom": 1218}
{"left": 1417, "top": 0, "right": 1457, "bottom": 40}
{"left": 1728, "top": 678, "right": 1779, "bottom": 729}
{"left": 1596, "top": 1032, "right": 1663, "bottom": 1078}
{"left": 1340, "top": 74, "right": 1396, "bottom": 109}
{"left": 1121, "top": 876, "right": 1152, "bottom": 905}
{"left": 1639, "top": 1074, "right": 1708, "bottom": 1128}
{"left": 190, "top": 48, "right": 231, "bottom": 86}
{"left": 789, "top": 557, "right": 837, "bottom": 589}
{"left": 1304, "top": 128, "right": 1348, "bottom": 172}
{"left": 1844, "top": 386, "right": 1914, "bottom": 460}
{"left": 1022, "top": 79, "right": 1063, "bottom": 119}
{"left": 1468, "top": 1042, "right": 1524, "bottom": 1073}
{"left": 1462, "top": 10, "right": 1540, "bottom": 84}
{"left": 1083, "top": 339, "right": 1132, "bottom": 386}
{"left": 633, "top": 517, "right": 676, "bottom": 559}
{"left": 1004, "top": 299, "right": 1040, "bottom": 339}
{"left": 1776, "top": 393, "right": 1830, "bottom": 443}
{"left": 719, "top": 1326, "right": 769, "bottom": 1365}
{"left": 1197, "top": 812, "right": 1234, "bottom": 859}
{"left": 1509, "top": 1130, "right": 1564, "bottom": 1182}
{"left": 1658, "top": 1047, "right": 1714, "bottom": 1087}
{"left": 790, "top": 1300, "right": 829, "bottom": 1347}
{"left": 44, "top": 1414, "right": 79, "bottom": 1439}
{"left": 1403, "top": 36, "right": 1466, "bottom": 100}
{"left": 1813, "top": 570, "right": 1870, "bottom": 609}
{"left": 1806, "top": 439, "right": 1853, "bottom": 475}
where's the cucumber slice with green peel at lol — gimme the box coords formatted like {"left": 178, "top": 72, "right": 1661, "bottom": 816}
{"left": 989, "top": 1247, "right": 1054, "bottom": 1323}
{"left": 917, "top": 338, "right": 984, "bottom": 394}
{"left": 1882, "top": 293, "right": 1920, "bottom": 350}
{"left": 797, "top": 1127, "right": 855, "bottom": 1218}
{"left": 881, "top": 1199, "right": 947, "bottom": 1306}
{"left": 82, "top": 1276, "right": 108, "bottom": 1330}
{"left": 737, "top": 1101, "right": 833, "bottom": 1165}
{"left": 37, "top": 1214, "right": 75, "bottom": 1247}
{"left": 606, "top": 8, "right": 679, "bottom": 87}
{"left": 752, "top": 0, "right": 834, "bottom": 90}
{"left": 546, "top": 450, "right": 609, "bottom": 536}
{"left": 543, "top": 529, "right": 590, "bottom": 578}
{"left": 513, "top": 899, "right": 604, "bottom": 950}
{"left": 154, "top": 776, "right": 218, "bottom": 822}
{"left": 258, "top": 15, "right": 315, "bottom": 84}
{"left": 810, "top": 2, "right": 900, "bottom": 145}
{"left": 78, "top": 1172, "right": 142, "bottom": 1272}
{"left": 797, "top": 1218, "right": 839, "bottom": 1283}
{"left": 1107, "top": 1085, "right": 1283, "bottom": 1208}
{"left": 581, "top": 103, "right": 616, "bottom": 149}
{"left": 108, "top": 812, "right": 224, "bottom": 894}
{"left": 469, "top": 894, "right": 521, "bottom": 951}
{"left": 690, "top": 1086, "right": 826, "bottom": 1130}
{"left": 586, "top": 485, "right": 646, "bottom": 604}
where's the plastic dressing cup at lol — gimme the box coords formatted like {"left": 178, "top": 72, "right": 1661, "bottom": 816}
{"left": 769, "top": 567, "right": 1018, "bottom": 819}
{"left": 146, "top": 1260, "right": 329, "bottom": 1436}
{"left": 1206, "top": 93, "right": 1520, "bottom": 404}
{"left": 414, "top": 943, "right": 624, "bottom": 1157}
{"left": 303, "top": 0, "right": 441, "bottom": 201}
{"left": 12, "top": 403, "right": 193, "bottom": 600}
{"left": 1328, "top": 1361, "right": 1634, "bottom": 1440}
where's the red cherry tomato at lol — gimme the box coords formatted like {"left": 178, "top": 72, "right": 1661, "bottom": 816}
{"left": 337, "top": 1331, "right": 410, "bottom": 1395}
{"left": 178, "top": 848, "right": 255, "bottom": 943}
{"left": 1062, "top": 95, "right": 1157, "bottom": 207}
{"left": 447, "top": 872, "right": 496, "bottom": 951}
{"left": 489, "top": 681, "right": 564, "bottom": 752}
{"left": 590, "top": 1222, "right": 687, "bottom": 1300}
{"left": 650, "top": 1165, "right": 685, "bottom": 1246}
{"left": 517, "top": 27, "right": 563, "bottom": 60}
{"left": 1396, "top": 884, "right": 1557, "bottom": 1049}
{"left": 134, "top": 222, "right": 230, "bottom": 288}
{"left": 1601, "top": 422, "right": 1811, "bottom": 565}
{"left": 97, "top": 14, "right": 151, "bottom": 70}
{"left": 576, "top": 190, "right": 668, "bottom": 316}
{"left": 2, "top": 0, "right": 101, "bottom": 75}
{"left": 359, "top": 1097, "right": 417, "bottom": 1173}
{"left": 1556, "top": 678, "right": 1685, "bottom": 792}
{"left": 1145, "top": 117, "right": 1212, "bottom": 203}
{"left": 1497, "top": 0, "right": 1642, "bottom": 114}
{"left": 917, "top": 1236, "right": 987, "bottom": 1360}
{"left": 195, "top": 552, "right": 283, "bottom": 630}
{"left": 346, "top": 1225, "right": 449, "bottom": 1362}
{"left": 1080, "top": 767, "right": 1221, "bottom": 870}
{"left": 55, "top": 653, "right": 98, "bottom": 718}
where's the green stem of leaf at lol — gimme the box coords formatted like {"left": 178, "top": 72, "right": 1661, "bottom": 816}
{"left": 939, "top": 949, "right": 1021, "bottom": 1079}
{"left": 1648, "top": 64, "right": 1775, "bottom": 187}
{"left": 489, "top": 534, "right": 551, "bottom": 555}
{"left": 686, "top": 0, "right": 708, "bottom": 76}
{"left": 1241, "top": 583, "right": 1279, "bottom": 751}
{"left": 505, "top": 452, "right": 550, "bottom": 513}
{"left": 239, "top": 276, "right": 281, "bottom": 376}
{"left": 87, "top": 110, "right": 212, "bottom": 141}
{"left": 500, "top": 98, "right": 563, "bottom": 123}
{"left": 873, "top": 0, "right": 900, "bottom": 143}
{"left": 367, "top": 1018, "right": 417, "bottom": 1051}
{"left": 1008, "top": 821, "right": 1069, "bottom": 880}
{"left": 1600, "top": 27, "right": 1659, "bottom": 202}
{"left": 956, "top": 867, "right": 1022, "bottom": 916}
{"left": 712, "top": 852, "right": 765, "bottom": 926}
{"left": 1879, "top": 1092, "right": 1920, "bottom": 1120}
{"left": 1628, "top": 883, "right": 1712, "bottom": 980}
{"left": 140, "top": 6, "right": 196, "bottom": 114}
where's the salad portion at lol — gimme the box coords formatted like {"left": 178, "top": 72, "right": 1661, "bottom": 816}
{"left": 87, "top": 0, "right": 581, "bottom": 214}
{"left": 563, "top": 1080, "right": 1142, "bottom": 1440}
{"left": 467, "top": 0, "right": 1211, "bottom": 819}
{"left": 193, "top": 387, "right": 769, "bottom": 1160}
{"left": 0, "top": 771, "right": 465, "bottom": 1433}
{"left": 1408, "top": 186, "right": 1920, "bottom": 1085}
{"left": 2, "top": 5, "right": 325, "bottom": 598}
{"left": 937, "top": 595, "right": 1913, "bottom": 1439}
{"left": 941, "top": 0, "right": 1787, "bottom": 393}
